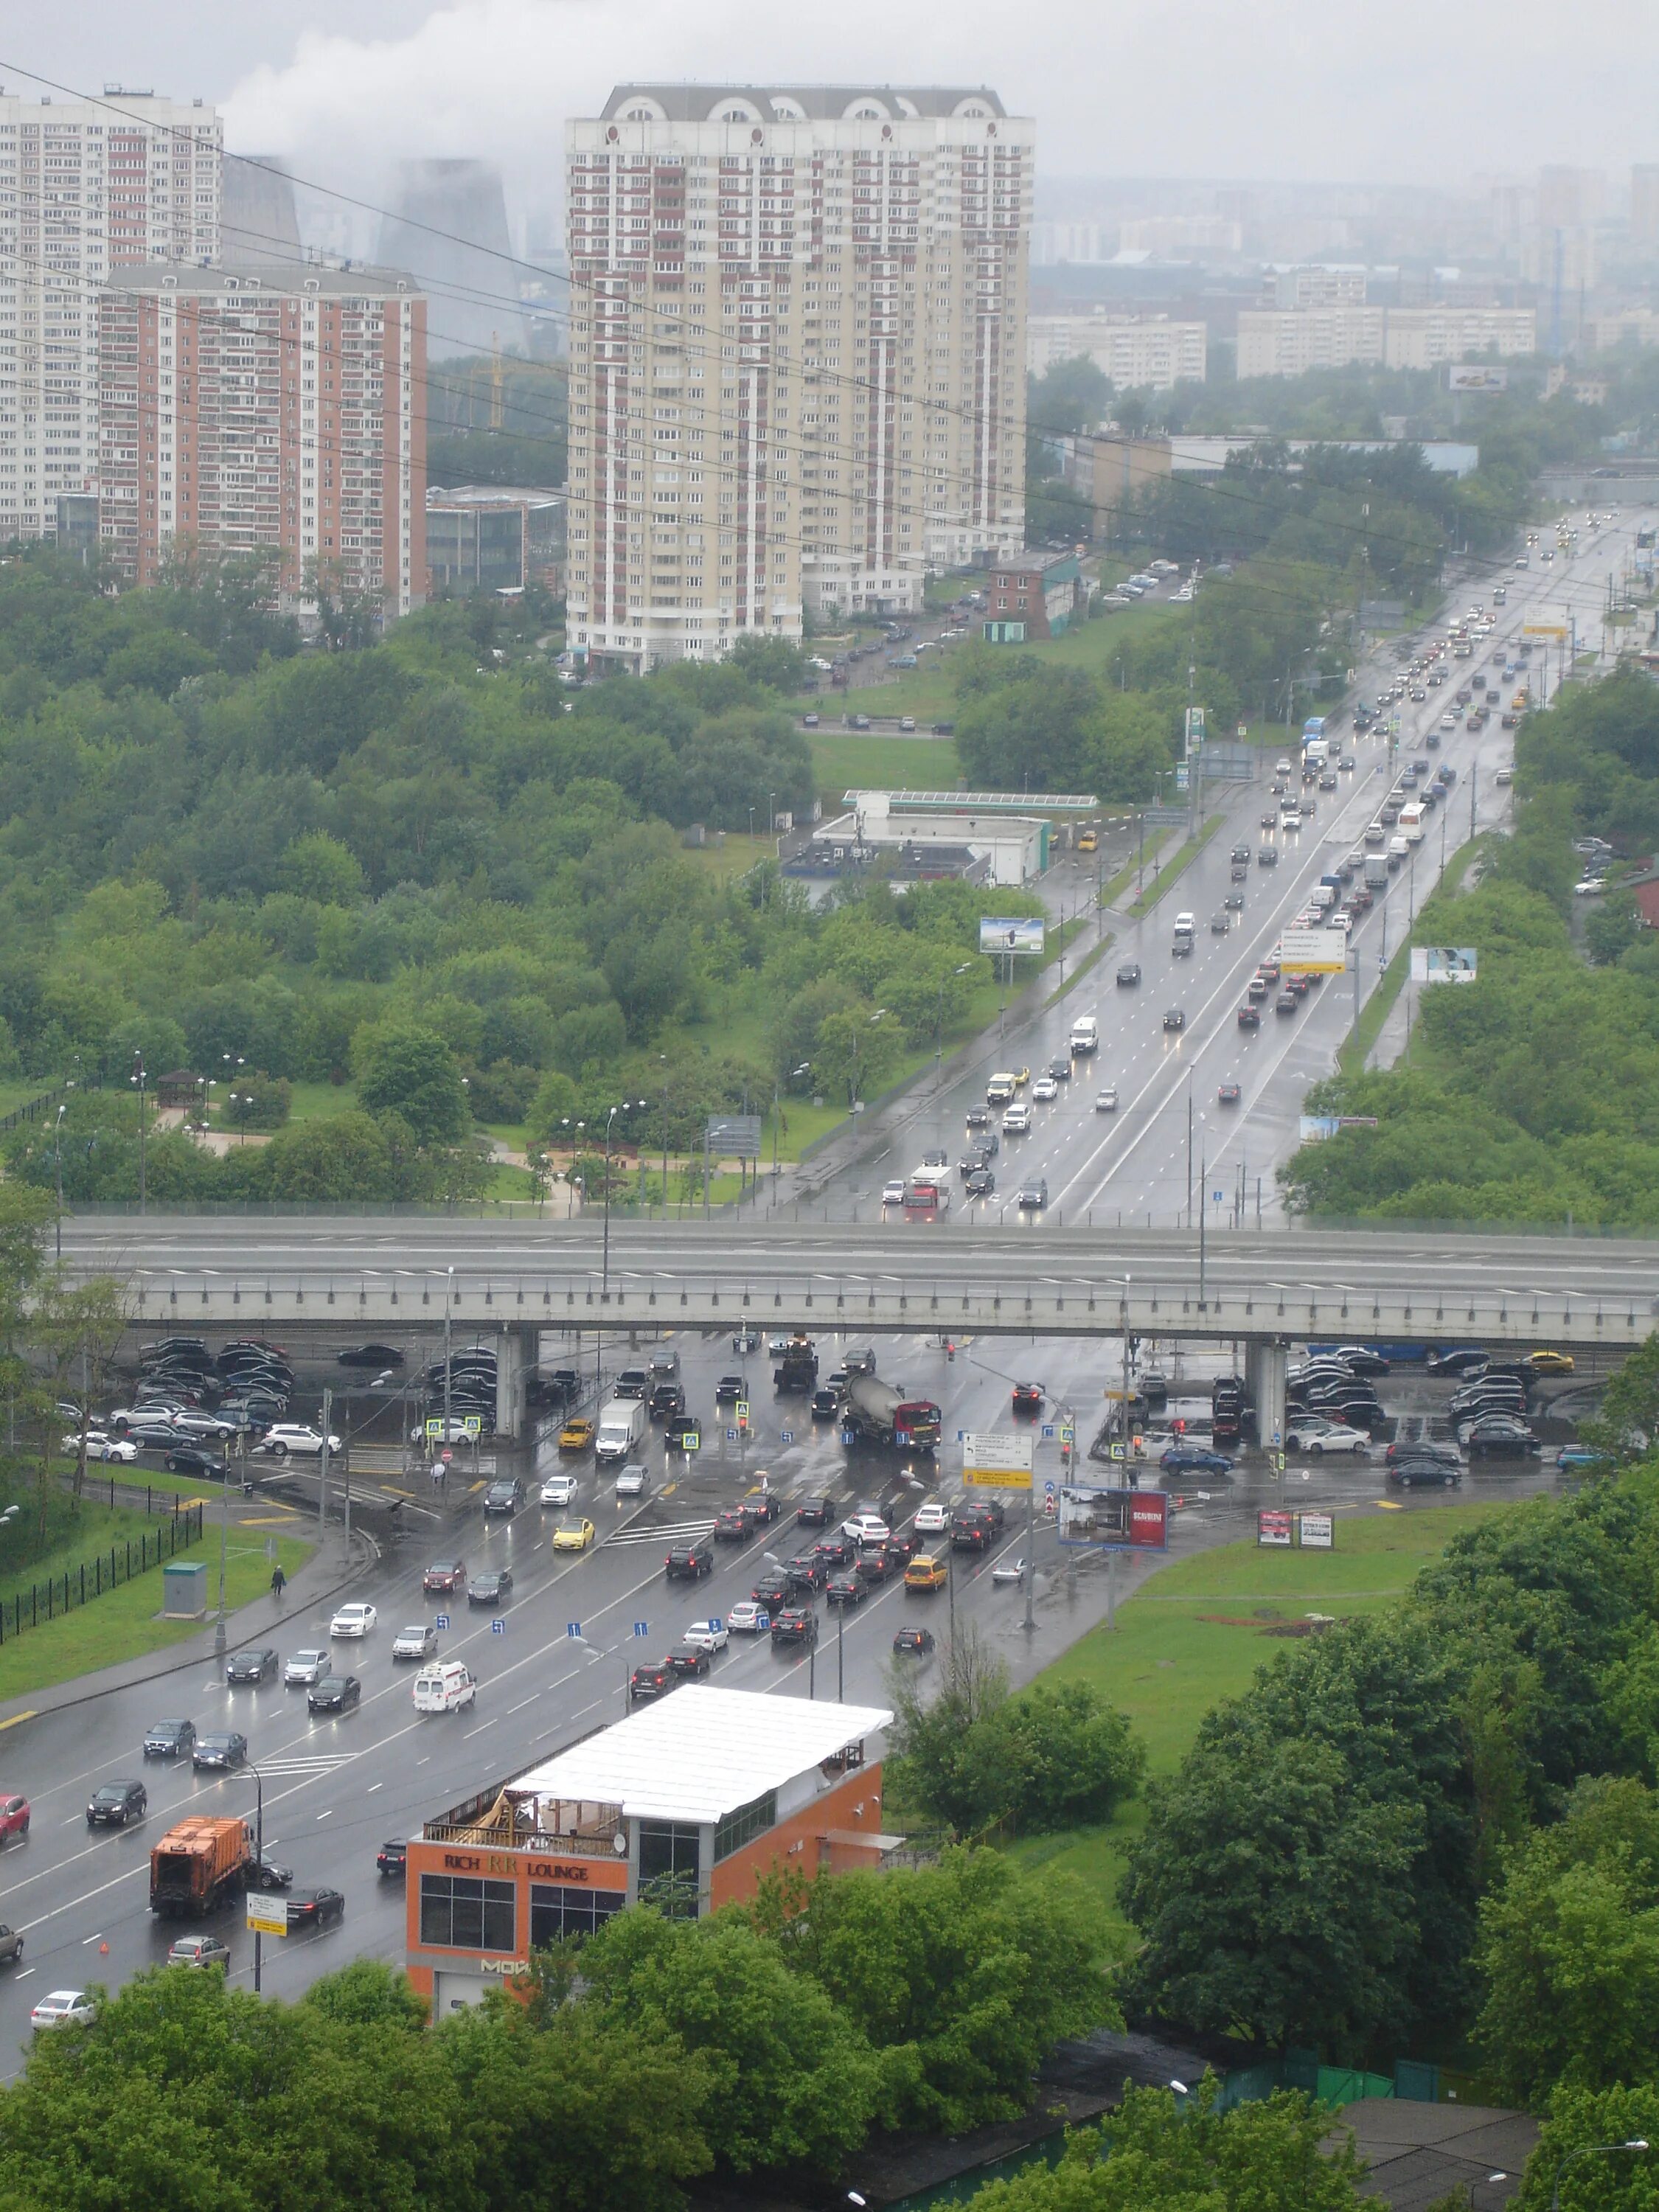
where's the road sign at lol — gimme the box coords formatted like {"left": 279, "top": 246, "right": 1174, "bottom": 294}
{"left": 490, "top": 1618, "right": 505, "bottom": 1634}
{"left": 726, "top": 1427, "right": 738, "bottom": 1443}
{"left": 684, "top": 1431, "right": 700, "bottom": 1453}
{"left": 780, "top": 1430, "right": 794, "bottom": 1444}
{"left": 709, "top": 1617, "right": 723, "bottom": 1632}
{"left": 1109, "top": 1441, "right": 1126, "bottom": 1461}
{"left": 1043, "top": 1478, "right": 1057, "bottom": 1493}
{"left": 462, "top": 1416, "right": 482, "bottom": 1441}
{"left": 963, "top": 1429, "right": 1034, "bottom": 1491}
{"left": 1040, "top": 1422, "right": 1055, "bottom": 1440}
{"left": 424, "top": 1418, "right": 444, "bottom": 1440}
{"left": 566, "top": 1621, "right": 582, "bottom": 1639}
{"left": 633, "top": 1621, "right": 650, "bottom": 1638}
{"left": 440, "top": 1447, "right": 453, "bottom": 1464}
{"left": 1060, "top": 1422, "right": 1074, "bottom": 1444}
{"left": 1212, "top": 1189, "right": 1223, "bottom": 1205}
{"left": 735, "top": 1401, "right": 749, "bottom": 1422}
{"left": 247, "top": 1896, "right": 288, "bottom": 1937}
{"left": 841, "top": 1427, "right": 857, "bottom": 1447}
{"left": 1044, "top": 1495, "right": 1058, "bottom": 1517}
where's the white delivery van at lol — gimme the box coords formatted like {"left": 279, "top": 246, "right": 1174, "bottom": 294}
{"left": 414, "top": 1661, "right": 476, "bottom": 1715}
{"left": 1069, "top": 1015, "right": 1099, "bottom": 1056}
{"left": 1309, "top": 883, "right": 1336, "bottom": 914}
{"left": 595, "top": 1398, "right": 647, "bottom": 1464}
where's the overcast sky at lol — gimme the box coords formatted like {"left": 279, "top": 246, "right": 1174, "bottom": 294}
{"left": 4, "top": 0, "right": 1655, "bottom": 210}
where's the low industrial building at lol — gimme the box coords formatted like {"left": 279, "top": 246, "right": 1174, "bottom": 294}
{"left": 983, "top": 551, "right": 1084, "bottom": 642}
{"left": 404, "top": 1687, "right": 892, "bottom": 2015}
{"left": 787, "top": 787, "right": 1094, "bottom": 888}
{"left": 425, "top": 484, "right": 566, "bottom": 597}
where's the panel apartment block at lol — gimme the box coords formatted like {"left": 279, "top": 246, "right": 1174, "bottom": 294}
{"left": 98, "top": 262, "right": 425, "bottom": 621}
{"left": 566, "top": 85, "right": 1032, "bottom": 675}
{"left": 0, "top": 91, "right": 220, "bottom": 542}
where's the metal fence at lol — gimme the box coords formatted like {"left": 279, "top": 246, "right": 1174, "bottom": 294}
{"left": 0, "top": 1502, "right": 204, "bottom": 1644}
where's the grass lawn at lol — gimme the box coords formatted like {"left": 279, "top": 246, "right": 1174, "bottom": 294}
{"left": 0, "top": 1527, "right": 313, "bottom": 1705}
{"left": 0, "top": 1079, "right": 55, "bottom": 1119}
{"left": 1125, "top": 815, "right": 1224, "bottom": 917}
{"left": 1009, "top": 1500, "right": 1508, "bottom": 1924}
{"left": 809, "top": 732, "right": 963, "bottom": 804}
{"left": 67, "top": 1459, "right": 236, "bottom": 1509}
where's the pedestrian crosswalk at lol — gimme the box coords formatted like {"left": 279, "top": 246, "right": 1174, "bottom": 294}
{"left": 603, "top": 1517, "right": 717, "bottom": 1548}
{"left": 256, "top": 1750, "right": 361, "bottom": 1778}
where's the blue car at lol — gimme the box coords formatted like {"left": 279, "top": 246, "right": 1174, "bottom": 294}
{"left": 1556, "top": 1445, "right": 1613, "bottom": 1473}
{"left": 1159, "top": 1444, "right": 1235, "bottom": 1475}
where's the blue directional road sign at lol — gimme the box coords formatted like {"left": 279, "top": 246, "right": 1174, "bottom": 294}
{"left": 841, "top": 1427, "right": 857, "bottom": 1447}
{"left": 780, "top": 1430, "right": 794, "bottom": 1444}
{"left": 709, "top": 1617, "right": 723, "bottom": 1632}
{"left": 726, "top": 1427, "right": 738, "bottom": 1443}
{"left": 1040, "top": 1422, "right": 1055, "bottom": 1440}
{"left": 1213, "top": 1189, "right": 1224, "bottom": 1205}
{"left": 490, "top": 1618, "right": 505, "bottom": 1634}
{"left": 566, "top": 1621, "right": 582, "bottom": 1639}
{"left": 434, "top": 1613, "right": 451, "bottom": 1630}
{"left": 633, "top": 1621, "right": 650, "bottom": 1638}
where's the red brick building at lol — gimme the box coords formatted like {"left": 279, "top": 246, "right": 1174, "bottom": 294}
{"left": 404, "top": 1687, "right": 895, "bottom": 2016}
{"left": 982, "top": 549, "right": 1082, "bottom": 642}
{"left": 98, "top": 262, "right": 426, "bottom": 624}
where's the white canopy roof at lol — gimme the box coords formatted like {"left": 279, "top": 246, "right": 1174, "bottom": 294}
{"left": 509, "top": 1686, "right": 891, "bottom": 1827}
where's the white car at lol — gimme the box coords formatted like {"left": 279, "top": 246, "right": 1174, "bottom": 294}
{"left": 726, "top": 1601, "right": 768, "bottom": 1633}
{"left": 329, "top": 1603, "right": 377, "bottom": 1639}
{"left": 1325, "top": 910, "right": 1352, "bottom": 932}
{"left": 411, "top": 1416, "right": 480, "bottom": 1445}
{"left": 256, "top": 1425, "right": 341, "bottom": 1458}
{"left": 991, "top": 1555, "right": 1027, "bottom": 1585}
{"left": 614, "top": 1463, "right": 649, "bottom": 1498}
{"left": 1573, "top": 877, "right": 1606, "bottom": 897}
{"left": 63, "top": 1430, "right": 138, "bottom": 1463}
{"left": 284, "top": 1648, "right": 330, "bottom": 1686}
{"left": 1287, "top": 1425, "right": 1369, "bottom": 1456}
{"left": 914, "top": 1500, "right": 950, "bottom": 1533}
{"left": 30, "top": 1989, "right": 95, "bottom": 2030}
{"left": 392, "top": 1623, "right": 439, "bottom": 1661}
{"left": 843, "top": 1512, "right": 892, "bottom": 1547}
{"left": 1032, "top": 1075, "right": 1059, "bottom": 1102}
{"left": 1095, "top": 1088, "right": 1119, "bottom": 1113}
{"left": 881, "top": 1179, "right": 906, "bottom": 1207}
{"left": 538, "top": 1472, "right": 577, "bottom": 1507}
{"left": 1002, "top": 1104, "right": 1032, "bottom": 1135}
{"left": 682, "top": 1619, "right": 729, "bottom": 1654}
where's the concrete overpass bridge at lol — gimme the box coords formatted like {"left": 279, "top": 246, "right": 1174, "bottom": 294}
{"left": 61, "top": 1217, "right": 1659, "bottom": 1441}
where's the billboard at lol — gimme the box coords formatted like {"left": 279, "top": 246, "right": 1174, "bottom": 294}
{"left": 1257, "top": 1509, "right": 1336, "bottom": 1549}
{"left": 706, "top": 1113, "right": 762, "bottom": 1158}
{"left": 1059, "top": 1485, "right": 1169, "bottom": 1551}
{"left": 1448, "top": 365, "right": 1508, "bottom": 393}
{"left": 1298, "top": 1114, "right": 1380, "bottom": 1144}
{"left": 1410, "top": 946, "right": 1478, "bottom": 985}
{"left": 1522, "top": 610, "right": 1570, "bottom": 639}
{"left": 963, "top": 1429, "right": 1034, "bottom": 1491}
{"left": 979, "top": 917, "right": 1046, "bottom": 956}
{"left": 1280, "top": 925, "right": 1348, "bottom": 977}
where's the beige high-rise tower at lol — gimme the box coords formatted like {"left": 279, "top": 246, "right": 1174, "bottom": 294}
{"left": 566, "top": 86, "right": 1032, "bottom": 675}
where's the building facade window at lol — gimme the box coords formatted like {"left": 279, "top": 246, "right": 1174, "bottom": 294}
{"left": 636, "top": 1819, "right": 702, "bottom": 1916}
{"left": 714, "top": 1790, "right": 777, "bottom": 1862}
{"left": 529, "top": 1882, "right": 626, "bottom": 1947}
{"left": 419, "top": 1874, "right": 516, "bottom": 1952}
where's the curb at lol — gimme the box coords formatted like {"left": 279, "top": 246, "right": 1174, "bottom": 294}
{"left": 0, "top": 1527, "right": 380, "bottom": 1728}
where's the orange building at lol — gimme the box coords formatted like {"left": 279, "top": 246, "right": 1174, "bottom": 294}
{"left": 405, "top": 1686, "right": 896, "bottom": 2016}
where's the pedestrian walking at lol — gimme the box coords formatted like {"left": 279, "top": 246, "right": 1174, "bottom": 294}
{"left": 270, "top": 1564, "right": 286, "bottom": 1599}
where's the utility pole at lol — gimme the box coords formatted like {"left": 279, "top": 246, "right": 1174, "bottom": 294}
{"left": 53, "top": 1104, "right": 65, "bottom": 1260}
{"left": 317, "top": 1385, "right": 333, "bottom": 1537}
{"left": 131, "top": 1051, "right": 147, "bottom": 1217}
{"left": 443, "top": 1270, "right": 454, "bottom": 1446}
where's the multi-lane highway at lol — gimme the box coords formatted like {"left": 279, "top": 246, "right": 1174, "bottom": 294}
{"left": 799, "top": 518, "right": 1644, "bottom": 1234}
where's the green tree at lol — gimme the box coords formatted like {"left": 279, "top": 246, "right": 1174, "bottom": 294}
{"left": 579, "top": 1907, "right": 881, "bottom": 2171}
{"left": 1475, "top": 1775, "right": 1659, "bottom": 2104}
{"left": 352, "top": 1024, "right": 470, "bottom": 1144}
{"left": 959, "top": 2081, "right": 1366, "bottom": 2212}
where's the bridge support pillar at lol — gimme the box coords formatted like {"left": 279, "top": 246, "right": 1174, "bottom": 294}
{"left": 1245, "top": 1337, "right": 1287, "bottom": 1453}
{"left": 495, "top": 1326, "right": 533, "bottom": 1441}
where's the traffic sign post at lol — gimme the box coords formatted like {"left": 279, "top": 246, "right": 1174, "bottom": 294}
{"left": 490, "top": 1618, "right": 505, "bottom": 1635}
{"left": 780, "top": 1429, "right": 794, "bottom": 1445}
{"left": 246, "top": 1895, "right": 288, "bottom": 1938}
{"left": 434, "top": 1613, "right": 451, "bottom": 1630}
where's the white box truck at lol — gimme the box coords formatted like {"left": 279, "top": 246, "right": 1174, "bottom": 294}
{"left": 596, "top": 1398, "right": 647, "bottom": 1464}
{"left": 1069, "top": 1015, "right": 1099, "bottom": 1055}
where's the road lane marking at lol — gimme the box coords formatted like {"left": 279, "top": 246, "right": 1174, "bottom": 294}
{"left": 80, "top": 1931, "right": 103, "bottom": 1945}
{"left": 316, "top": 1809, "right": 333, "bottom": 1820}
{"left": 507, "top": 1694, "right": 538, "bottom": 1714}
{"left": 366, "top": 1782, "right": 383, "bottom": 1793}
{"left": 0, "top": 1714, "right": 37, "bottom": 1733}
{"left": 463, "top": 1717, "right": 498, "bottom": 1738}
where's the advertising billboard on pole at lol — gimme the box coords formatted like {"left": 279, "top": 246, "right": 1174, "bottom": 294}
{"left": 1409, "top": 947, "right": 1478, "bottom": 985}
{"left": 963, "top": 1430, "right": 1034, "bottom": 1491}
{"left": 978, "top": 917, "right": 1046, "bottom": 956}
{"left": 1058, "top": 1485, "right": 1169, "bottom": 1551}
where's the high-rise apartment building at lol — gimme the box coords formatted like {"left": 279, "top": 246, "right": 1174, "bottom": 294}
{"left": 1235, "top": 305, "right": 1385, "bottom": 378}
{"left": 0, "top": 90, "right": 220, "bottom": 542}
{"left": 97, "top": 263, "right": 426, "bottom": 621}
{"left": 565, "top": 85, "right": 1032, "bottom": 675}
{"left": 1382, "top": 306, "right": 1536, "bottom": 369}
{"left": 1260, "top": 264, "right": 1368, "bottom": 309}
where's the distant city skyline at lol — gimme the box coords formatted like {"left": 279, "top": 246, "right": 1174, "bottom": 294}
{"left": 4, "top": 0, "right": 1655, "bottom": 223}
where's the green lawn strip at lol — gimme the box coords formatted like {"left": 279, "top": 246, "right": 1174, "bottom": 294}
{"left": 1125, "top": 815, "right": 1224, "bottom": 917}
{"left": 1008, "top": 1502, "right": 1506, "bottom": 1930}
{"left": 808, "top": 732, "right": 963, "bottom": 803}
{"left": 63, "top": 1459, "right": 229, "bottom": 1509}
{"left": 1335, "top": 830, "right": 1490, "bottom": 1077}
{"left": 1101, "top": 828, "right": 1176, "bottom": 908}
{"left": 1039, "top": 925, "right": 1116, "bottom": 1012}
{"left": 0, "top": 1531, "right": 313, "bottom": 1704}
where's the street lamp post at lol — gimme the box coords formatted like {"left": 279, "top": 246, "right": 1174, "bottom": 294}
{"left": 243, "top": 1764, "right": 266, "bottom": 1991}
{"left": 130, "top": 1051, "right": 147, "bottom": 1216}
{"left": 934, "top": 963, "right": 973, "bottom": 1074}
{"left": 52, "top": 1103, "right": 66, "bottom": 1260}
{"left": 1551, "top": 2140, "right": 1649, "bottom": 2212}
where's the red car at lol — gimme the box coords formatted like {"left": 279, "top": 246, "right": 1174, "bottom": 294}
{"left": 1012, "top": 1383, "right": 1044, "bottom": 1415}
{"left": 421, "top": 1560, "right": 466, "bottom": 1594}
{"left": 0, "top": 1795, "right": 29, "bottom": 1845}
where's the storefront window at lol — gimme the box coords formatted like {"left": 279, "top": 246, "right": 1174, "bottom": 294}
{"left": 636, "top": 1820, "right": 701, "bottom": 1918}
{"left": 419, "top": 1874, "right": 516, "bottom": 1952}
{"left": 529, "top": 1882, "right": 625, "bottom": 1947}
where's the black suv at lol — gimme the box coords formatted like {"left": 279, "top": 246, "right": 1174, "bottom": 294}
{"left": 650, "top": 1381, "right": 686, "bottom": 1421}
{"left": 795, "top": 1494, "right": 835, "bottom": 1526}
{"left": 771, "top": 1607, "right": 819, "bottom": 1647}
{"left": 629, "top": 1660, "right": 675, "bottom": 1701}
{"left": 86, "top": 1780, "right": 147, "bottom": 1828}
{"left": 664, "top": 1642, "right": 713, "bottom": 1681}
{"left": 784, "top": 1555, "right": 830, "bottom": 1594}
{"left": 665, "top": 1542, "right": 714, "bottom": 1581}
{"left": 751, "top": 1572, "right": 793, "bottom": 1612}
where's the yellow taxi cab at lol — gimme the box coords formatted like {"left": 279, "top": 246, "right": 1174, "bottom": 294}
{"left": 1077, "top": 828, "right": 1098, "bottom": 853}
{"left": 551, "top": 1517, "right": 597, "bottom": 1553}
{"left": 1511, "top": 690, "right": 1528, "bottom": 711}
{"left": 1011, "top": 1066, "right": 1032, "bottom": 1089}
{"left": 1528, "top": 1349, "right": 1575, "bottom": 1375}
{"left": 904, "top": 1552, "right": 948, "bottom": 1592}
{"left": 558, "top": 1417, "right": 595, "bottom": 1453}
